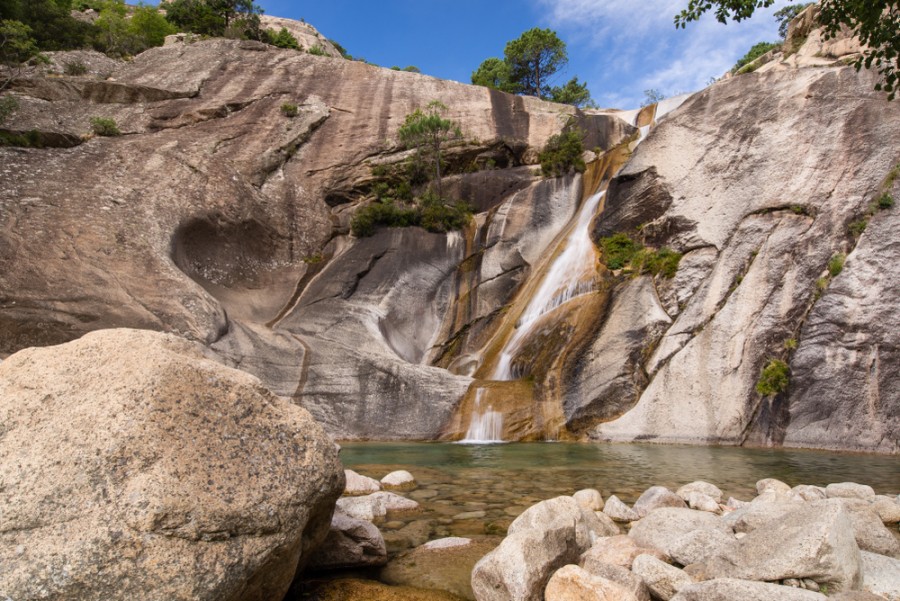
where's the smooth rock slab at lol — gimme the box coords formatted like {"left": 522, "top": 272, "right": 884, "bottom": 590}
{"left": 545, "top": 565, "right": 642, "bottom": 601}
{"left": 671, "top": 578, "right": 826, "bottom": 601}
{"left": 0, "top": 329, "right": 344, "bottom": 601}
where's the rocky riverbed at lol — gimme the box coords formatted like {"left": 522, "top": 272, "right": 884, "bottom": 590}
{"left": 308, "top": 470, "right": 900, "bottom": 601}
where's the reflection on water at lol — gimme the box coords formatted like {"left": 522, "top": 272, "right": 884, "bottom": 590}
{"left": 338, "top": 442, "right": 899, "bottom": 547}
{"left": 341, "top": 441, "right": 899, "bottom": 502}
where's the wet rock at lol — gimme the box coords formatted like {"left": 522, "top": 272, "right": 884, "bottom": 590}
{"left": 382, "top": 470, "right": 418, "bottom": 491}
{"left": 573, "top": 488, "right": 605, "bottom": 512}
{"left": 0, "top": 329, "right": 344, "bottom": 601}
{"left": 629, "top": 508, "right": 732, "bottom": 559}
{"left": 632, "top": 554, "right": 694, "bottom": 600}
{"left": 307, "top": 509, "right": 387, "bottom": 570}
{"left": 383, "top": 520, "right": 433, "bottom": 554}
{"left": 703, "top": 500, "right": 861, "bottom": 592}
{"left": 671, "top": 578, "right": 827, "bottom": 601}
{"left": 381, "top": 538, "right": 495, "bottom": 601}
{"left": 676, "top": 482, "right": 723, "bottom": 504}
{"left": 604, "top": 495, "right": 641, "bottom": 522}
{"left": 859, "top": 551, "right": 900, "bottom": 601}
{"left": 345, "top": 469, "right": 382, "bottom": 495}
{"left": 633, "top": 486, "right": 688, "bottom": 517}
{"left": 580, "top": 535, "right": 667, "bottom": 570}
{"left": 827, "top": 483, "right": 877, "bottom": 501}
{"left": 471, "top": 496, "right": 603, "bottom": 601}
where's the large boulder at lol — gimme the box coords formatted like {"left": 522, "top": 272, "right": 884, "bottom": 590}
{"left": 306, "top": 509, "right": 387, "bottom": 571}
{"left": 545, "top": 565, "right": 643, "bottom": 601}
{"left": 671, "top": 578, "right": 827, "bottom": 601}
{"left": 859, "top": 551, "right": 900, "bottom": 601}
{"left": 631, "top": 554, "right": 694, "bottom": 600}
{"left": 0, "top": 329, "right": 344, "bottom": 601}
{"left": 580, "top": 535, "right": 666, "bottom": 570}
{"left": 633, "top": 486, "right": 688, "bottom": 517}
{"left": 703, "top": 500, "right": 862, "bottom": 593}
{"left": 628, "top": 508, "right": 733, "bottom": 559}
{"left": 471, "top": 496, "right": 607, "bottom": 601}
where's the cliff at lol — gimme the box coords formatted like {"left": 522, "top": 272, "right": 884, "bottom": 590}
{"left": 1, "top": 15, "right": 897, "bottom": 451}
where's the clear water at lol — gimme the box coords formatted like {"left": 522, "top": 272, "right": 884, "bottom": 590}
{"left": 339, "top": 441, "right": 899, "bottom": 545}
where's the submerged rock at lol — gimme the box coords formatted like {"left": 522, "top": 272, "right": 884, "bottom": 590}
{"left": 0, "top": 329, "right": 344, "bottom": 601}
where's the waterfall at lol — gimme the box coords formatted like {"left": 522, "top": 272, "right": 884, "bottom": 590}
{"left": 492, "top": 190, "right": 605, "bottom": 380}
{"left": 459, "top": 389, "right": 504, "bottom": 443}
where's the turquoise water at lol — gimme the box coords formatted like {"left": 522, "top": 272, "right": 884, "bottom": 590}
{"left": 340, "top": 442, "right": 899, "bottom": 502}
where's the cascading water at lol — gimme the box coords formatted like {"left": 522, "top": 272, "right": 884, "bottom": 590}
{"left": 492, "top": 189, "right": 605, "bottom": 380}
{"left": 459, "top": 388, "right": 504, "bottom": 443}
{"left": 490, "top": 94, "right": 692, "bottom": 383}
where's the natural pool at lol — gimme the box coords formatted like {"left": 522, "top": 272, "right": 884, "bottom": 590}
{"left": 340, "top": 441, "right": 900, "bottom": 544}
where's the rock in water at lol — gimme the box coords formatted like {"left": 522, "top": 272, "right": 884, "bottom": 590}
{"left": 0, "top": 329, "right": 344, "bottom": 601}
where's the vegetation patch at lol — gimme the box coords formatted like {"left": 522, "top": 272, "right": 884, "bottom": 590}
{"left": 827, "top": 253, "right": 845, "bottom": 277}
{"left": 308, "top": 44, "right": 327, "bottom": 56}
{"left": 733, "top": 41, "right": 781, "bottom": 72}
{"left": 756, "top": 359, "right": 790, "bottom": 396}
{"left": 90, "top": 117, "right": 120, "bottom": 136}
{"left": 598, "top": 233, "right": 682, "bottom": 278}
{"left": 64, "top": 60, "right": 88, "bottom": 75}
{"left": 280, "top": 102, "right": 298, "bottom": 118}
{"left": 539, "top": 128, "right": 585, "bottom": 178}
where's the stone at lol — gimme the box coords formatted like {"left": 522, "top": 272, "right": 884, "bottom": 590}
{"left": 860, "top": 551, "right": 900, "bottom": 601}
{"left": 756, "top": 478, "right": 792, "bottom": 495}
{"left": 580, "top": 535, "right": 667, "bottom": 570}
{"left": 668, "top": 528, "right": 738, "bottom": 566}
{"left": 670, "top": 578, "right": 827, "bottom": 601}
{"left": 830, "top": 593, "right": 893, "bottom": 601}
{"left": 830, "top": 499, "right": 900, "bottom": 558}
{"left": 382, "top": 470, "right": 417, "bottom": 491}
{"left": 604, "top": 495, "right": 641, "bottom": 522}
{"left": 873, "top": 496, "right": 900, "bottom": 524}
{"left": 703, "top": 500, "right": 862, "bottom": 593}
{"left": 676, "top": 482, "right": 723, "bottom": 504}
{"left": 633, "top": 486, "right": 688, "bottom": 517}
{"left": 632, "top": 554, "right": 694, "bottom": 600}
{"left": 380, "top": 538, "right": 496, "bottom": 601}
{"left": 628, "top": 508, "right": 732, "bottom": 559}
{"left": 345, "top": 469, "right": 382, "bottom": 495}
{"left": 545, "top": 565, "right": 642, "bottom": 601}
{"left": 0, "top": 329, "right": 344, "bottom": 601}
{"left": 723, "top": 492, "right": 804, "bottom": 533}
{"left": 828, "top": 483, "right": 877, "bottom": 501}
{"left": 725, "top": 497, "right": 748, "bottom": 509}
{"left": 684, "top": 492, "right": 720, "bottom": 514}
{"left": 580, "top": 561, "right": 650, "bottom": 601}
{"left": 792, "top": 485, "right": 828, "bottom": 502}
{"left": 471, "top": 496, "right": 604, "bottom": 601}
{"left": 574, "top": 489, "right": 605, "bottom": 512}
{"left": 421, "top": 537, "right": 472, "bottom": 551}
{"left": 382, "top": 520, "right": 432, "bottom": 554}
{"left": 307, "top": 509, "right": 387, "bottom": 570}
{"left": 336, "top": 491, "right": 420, "bottom": 523}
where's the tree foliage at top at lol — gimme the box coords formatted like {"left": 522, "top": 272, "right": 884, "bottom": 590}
{"left": 0, "top": 0, "right": 95, "bottom": 50}
{"left": 397, "top": 100, "right": 463, "bottom": 199}
{"left": 504, "top": 27, "right": 567, "bottom": 99}
{"left": 1, "top": 19, "right": 43, "bottom": 90}
{"left": 471, "top": 28, "right": 596, "bottom": 108}
{"left": 675, "top": 0, "right": 899, "bottom": 99}
{"left": 774, "top": 3, "right": 814, "bottom": 38}
{"left": 164, "top": 0, "right": 263, "bottom": 38}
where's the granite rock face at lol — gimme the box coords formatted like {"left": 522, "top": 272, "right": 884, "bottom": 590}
{"left": 0, "top": 329, "right": 344, "bottom": 601}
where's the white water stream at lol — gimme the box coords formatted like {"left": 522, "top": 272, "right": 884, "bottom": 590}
{"left": 459, "top": 388, "right": 504, "bottom": 444}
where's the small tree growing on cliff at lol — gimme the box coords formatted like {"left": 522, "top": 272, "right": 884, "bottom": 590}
{"left": 398, "top": 100, "right": 462, "bottom": 199}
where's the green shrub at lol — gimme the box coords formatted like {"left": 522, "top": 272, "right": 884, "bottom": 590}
{"left": 308, "top": 44, "right": 327, "bottom": 56}
{"left": 599, "top": 233, "right": 639, "bottom": 270}
{"left": 734, "top": 41, "right": 781, "bottom": 72}
{"left": 539, "top": 128, "right": 585, "bottom": 177}
{"left": 268, "top": 27, "right": 299, "bottom": 50}
{"left": 878, "top": 192, "right": 894, "bottom": 210}
{"left": 280, "top": 102, "right": 298, "bottom": 117}
{"left": 0, "top": 95, "right": 19, "bottom": 127}
{"left": 848, "top": 219, "right": 868, "bottom": 238}
{"left": 419, "top": 192, "right": 472, "bottom": 233}
{"left": 784, "top": 338, "right": 798, "bottom": 350}
{"left": 90, "top": 116, "right": 120, "bottom": 136}
{"left": 370, "top": 164, "right": 389, "bottom": 177}
{"left": 635, "top": 247, "right": 682, "bottom": 278}
{"left": 350, "top": 200, "right": 418, "bottom": 237}
{"left": 0, "top": 129, "right": 43, "bottom": 147}
{"left": 756, "top": 359, "right": 790, "bottom": 396}
{"left": 64, "top": 60, "right": 87, "bottom": 75}
{"left": 828, "top": 253, "right": 845, "bottom": 277}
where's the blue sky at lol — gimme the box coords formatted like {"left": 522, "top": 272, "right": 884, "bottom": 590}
{"left": 256, "top": 0, "right": 792, "bottom": 109}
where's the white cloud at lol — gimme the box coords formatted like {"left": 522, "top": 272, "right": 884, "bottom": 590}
{"left": 535, "top": 0, "right": 793, "bottom": 108}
